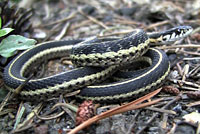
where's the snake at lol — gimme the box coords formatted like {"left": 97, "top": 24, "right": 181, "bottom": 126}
{"left": 3, "top": 26, "right": 193, "bottom": 102}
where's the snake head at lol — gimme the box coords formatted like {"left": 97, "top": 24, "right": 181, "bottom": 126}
{"left": 162, "top": 25, "right": 193, "bottom": 43}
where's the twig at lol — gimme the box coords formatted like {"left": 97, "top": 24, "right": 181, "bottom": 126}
{"left": 38, "top": 12, "right": 77, "bottom": 27}
{"left": 52, "top": 103, "right": 78, "bottom": 113}
{"left": 144, "top": 20, "right": 170, "bottom": 30}
{"left": 0, "top": 91, "right": 12, "bottom": 112}
{"left": 136, "top": 113, "right": 157, "bottom": 134}
{"left": 13, "top": 103, "right": 43, "bottom": 133}
{"left": 180, "top": 80, "right": 200, "bottom": 88}
{"left": 69, "top": 88, "right": 162, "bottom": 134}
{"left": 98, "top": 30, "right": 133, "bottom": 37}
{"left": 157, "top": 44, "right": 200, "bottom": 49}
{"left": 144, "top": 107, "right": 176, "bottom": 115}
{"left": 161, "top": 113, "right": 169, "bottom": 130}
{"left": 163, "top": 1, "right": 184, "bottom": 12}
{"left": 186, "top": 100, "right": 200, "bottom": 107}
{"left": 136, "top": 94, "right": 182, "bottom": 134}
{"left": 196, "top": 122, "right": 200, "bottom": 134}
{"left": 55, "top": 22, "right": 70, "bottom": 40}
{"left": 179, "top": 86, "right": 200, "bottom": 91}
{"left": 0, "top": 108, "right": 16, "bottom": 116}
{"left": 176, "top": 61, "right": 183, "bottom": 76}
{"left": 184, "top": 19, "right": 200, "bottom": 24}
{"left": 114, "top": 19, "right": 140, "bottom": 25}
{"left": 168, "top": 123, "right": 176, "bottom": 134}
{"left": 113, "top": 15, "right": 143, "bottom": 26}
{"left": 78, "top": 9, "right": 109, "bottom": 29}
{"left": 71, "top": 99, "right": 161, "bottom": 134}
{"left": 175, "top": 50, "right": 200, "bottom": 56}
{"left": 64, "top": 90, "right": 80, "bottom": 98}
{"left": 71, "top": 20, "right": 91, "bottom": 30}
{"left": 191, "top": 26, "right": 200, "bottom": 35}
{"left": 169, "top": 79, "right": 200, "bottom": 91}
{"left": 14, "top": 74, "right": 34, "bottom": 96}
{"left": 12, "top": 124, "right": 35, "bottom": 133}
{"left": 54, "top": 102, "right": 77, "bottom": 123}
{"left": 0, "top": 75, "right": 34, "bottom": 107}
{"left": 34, "top": 111, "right": 65, "bottom": 120}
{"left": 127, "top": 110, "right": 141, "bottom": 134}
{"left": 14, "top": 102, "right": 25, "bottom": 130}
{"left": 44, "top": 4, "right": 50, "bottom": 19}
{"left": 189, "top": 65, "right": 200, "bottom": 77}
{"left": 160, "top": 95, "right": 182, "bottom": 132}
{"left": 184, "top": 57, "right": 200, "bottom": 60}
{"left": 182, "top": 64, "right": 189, "bottom": 81}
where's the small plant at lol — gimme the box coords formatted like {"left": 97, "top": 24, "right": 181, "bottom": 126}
{"left": 0, "top": 17, "right": 36, "bottom": 58}
{"left": 0, "top": 17, "right": 14, "bottom": 37}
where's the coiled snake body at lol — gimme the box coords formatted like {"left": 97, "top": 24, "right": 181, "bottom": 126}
{"left": 3, "top": 26, "right": 193, "bottom": 102}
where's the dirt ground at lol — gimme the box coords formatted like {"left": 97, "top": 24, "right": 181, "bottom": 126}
{"left": 0, "top": 0, "right": 200, "bottom": 134}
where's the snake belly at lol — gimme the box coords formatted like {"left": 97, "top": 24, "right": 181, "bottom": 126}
{"left": 3, "top": 26, "right": 193, "bottom": 102}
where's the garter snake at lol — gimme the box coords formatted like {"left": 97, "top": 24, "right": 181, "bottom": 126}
{"left": 3, "top": 26, "right": 193, "bottom": 102}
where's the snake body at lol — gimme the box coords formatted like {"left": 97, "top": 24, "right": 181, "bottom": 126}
{"left": 3, "top": 26, "right": 193, "bottom": 102}
{"left": 71, "top": 29, "right": 149, "bottom": 67}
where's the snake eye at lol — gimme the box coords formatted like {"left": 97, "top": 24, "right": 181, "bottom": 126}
{"left": 163, "top": 37, "right": 167, "bottom": 41}
{"left": 175, "top": 29, "right": 181, "bottom": 35}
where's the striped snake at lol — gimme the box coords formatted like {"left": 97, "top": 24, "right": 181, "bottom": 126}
{"left": 3, "top": 26, "right": 193, "bottom": 102}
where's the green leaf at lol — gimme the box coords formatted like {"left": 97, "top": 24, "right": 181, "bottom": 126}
{"left": 0, "top": 35, "right": 36, "bottom": 58}
{"left": 0, "top": 28, "right": 14, "bottom": 37}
